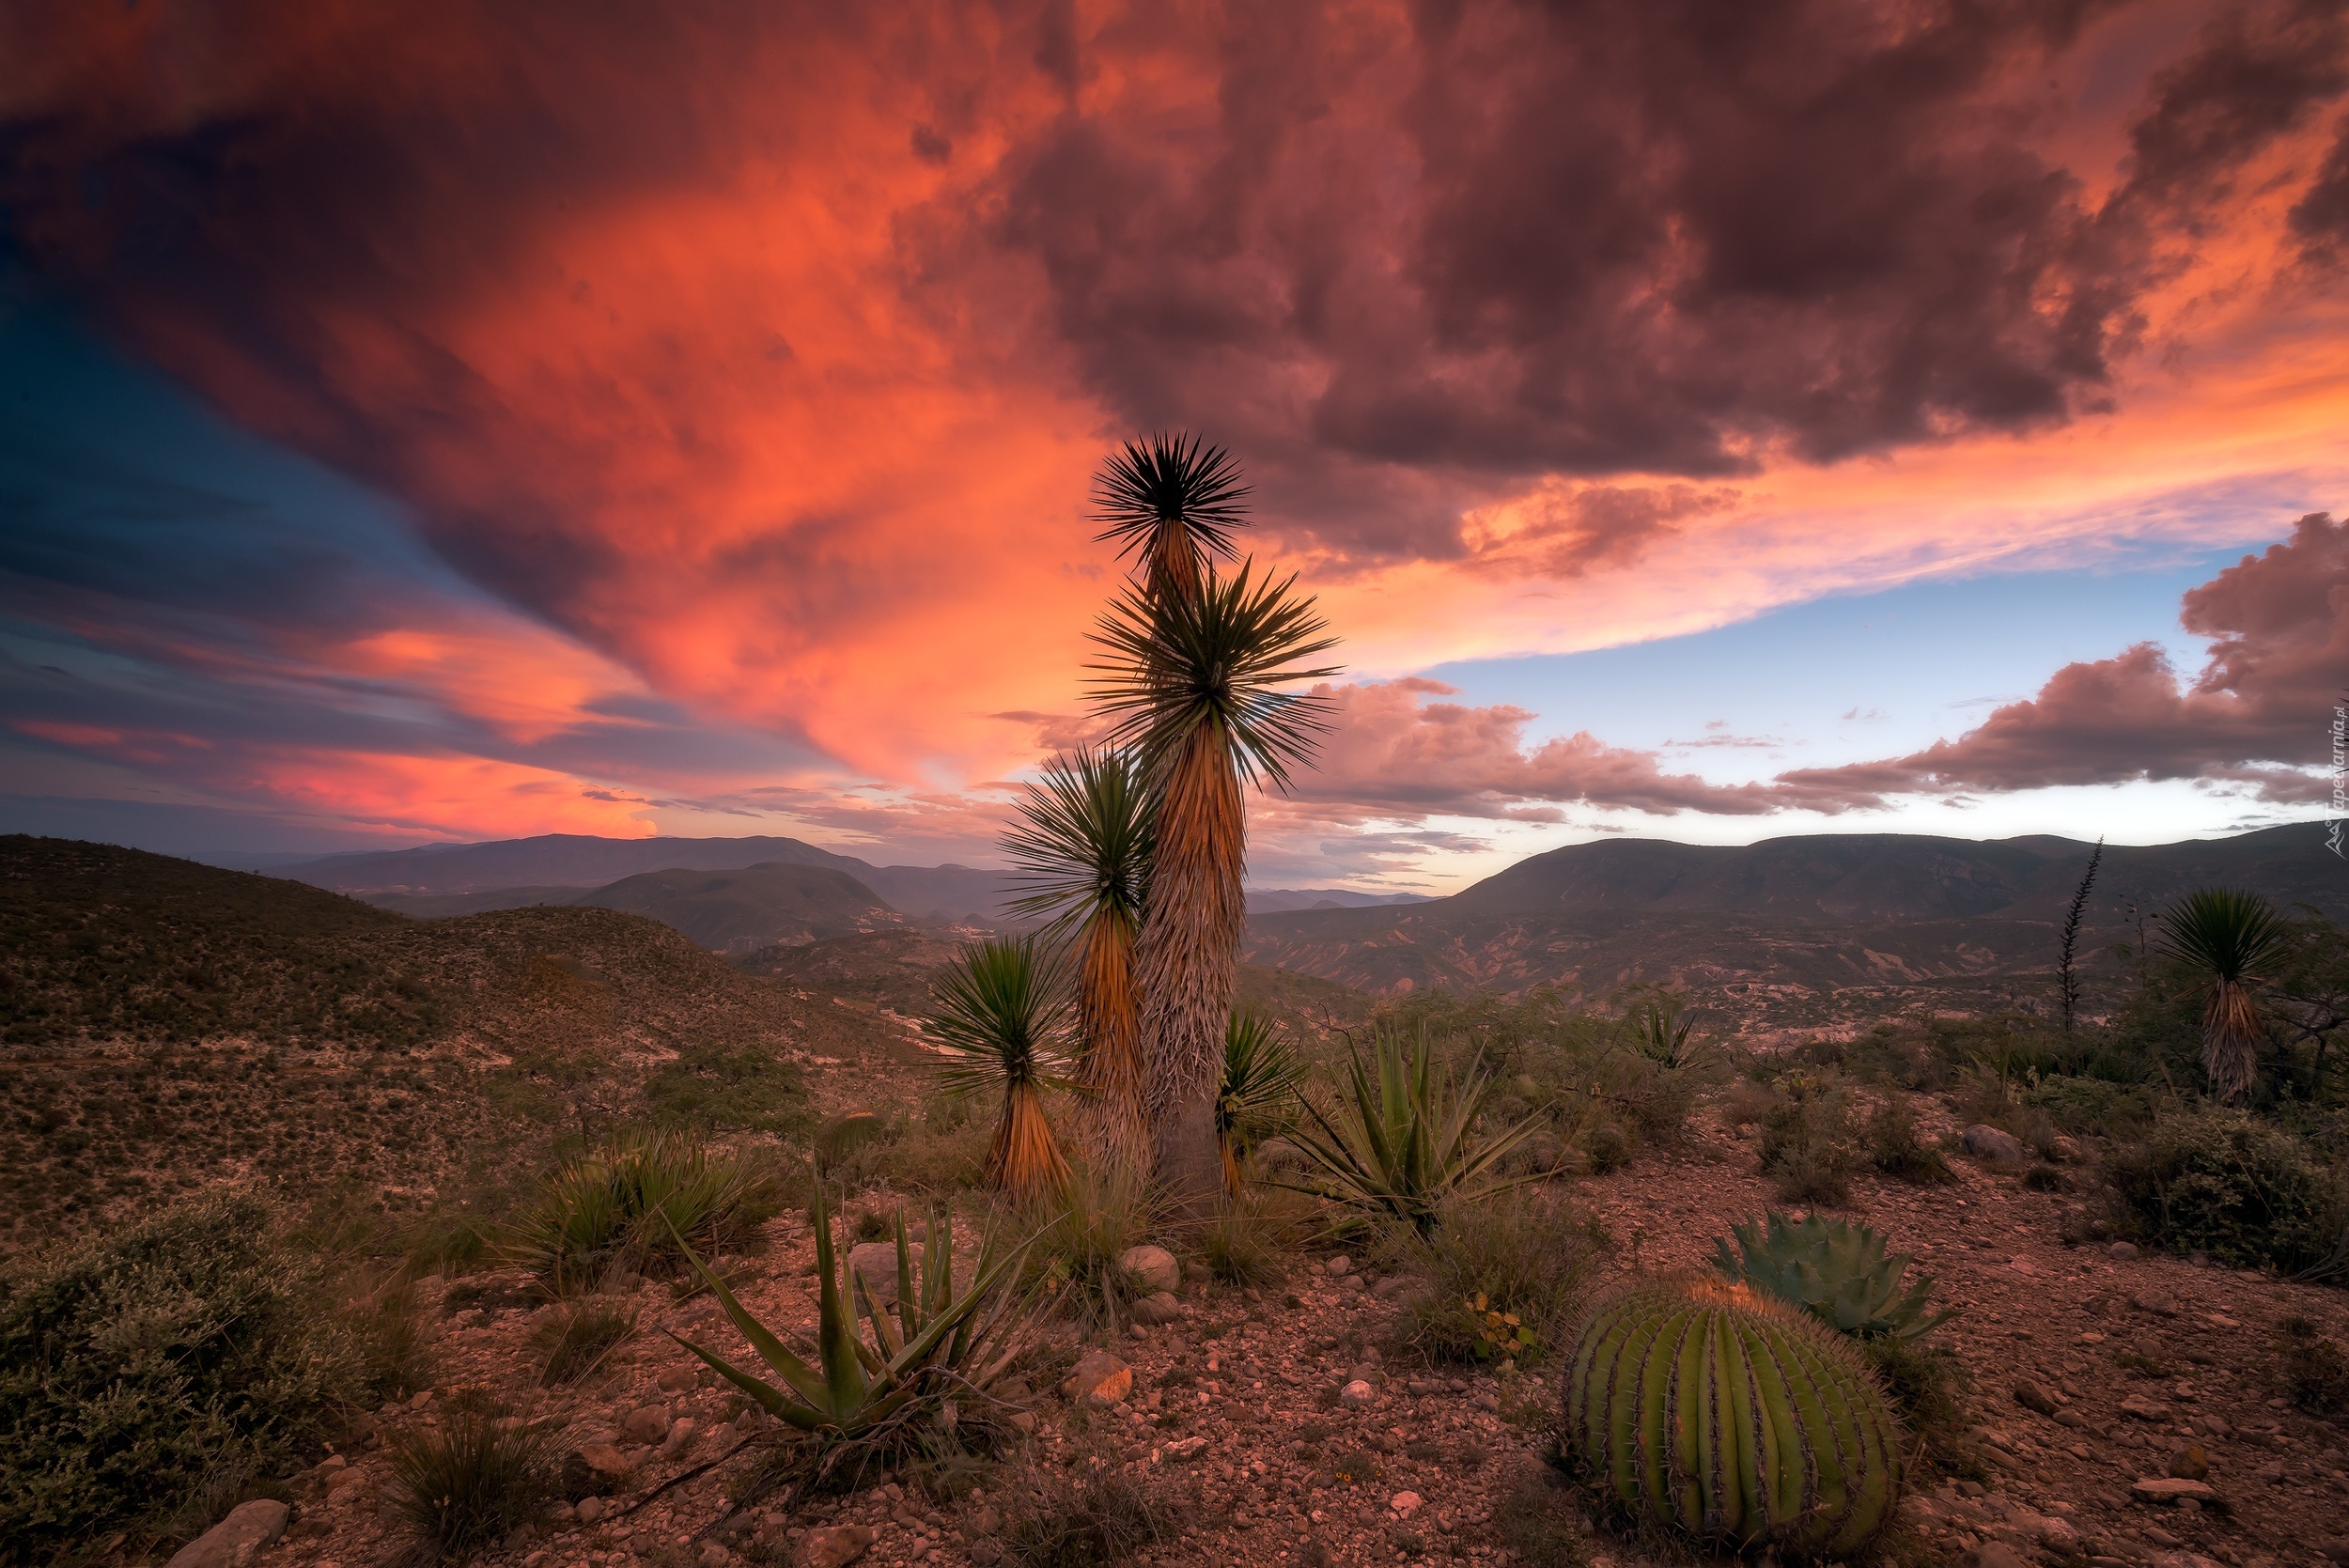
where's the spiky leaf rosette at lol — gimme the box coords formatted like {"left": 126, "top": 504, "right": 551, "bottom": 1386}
{"left": 1565, "top": 1277, "right": 1906, "bottom": 1553}
{"left": 926, "top": 936, "right": 1074, "bottom": 1201}
{"left": 1091, "top": 432, "right": 1251, "bottom": 603}
{"left": 1001, "top": 747, "right": 1155, "bottom": 1178}
{"left": 1216, "top": 1013, "right": 1302, "bottom": 1195}
{"left": 1088, "top": 563, "right": 1341, "bottom": 1202}
{"left": 2157, "top": 888, "right": 2290, "bottom": 1103}
{"left": 1711, "top": 1210, "right": 1952, "bottom": 1342}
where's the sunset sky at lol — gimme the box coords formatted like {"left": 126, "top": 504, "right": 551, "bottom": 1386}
{"left": 3, "top": 0, "right": 2346, "bottom": 891}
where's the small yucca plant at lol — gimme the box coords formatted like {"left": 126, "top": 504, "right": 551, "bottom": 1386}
{"left": 1216, "top": 1012, "right": 1302, "bottom": 1195}
{"left": 926, "top": 936, "right": 1074, "bottom": 1203}
{"left": 1628, "top": 999, "right": 1705, "bottom": 1069}
{"left": 2158, "top": 888, "right": 2290, "bottom": 1103}
{"left": 506, "top": 1128, "right": 777, "bottom": 1284}
{"left": 1283, "top": 1029, "right": 1543, "bottom": 1234}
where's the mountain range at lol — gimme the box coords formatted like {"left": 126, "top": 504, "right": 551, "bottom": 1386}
{"left": 1240, "top": 822, "right": 2343, "bottom": 1032}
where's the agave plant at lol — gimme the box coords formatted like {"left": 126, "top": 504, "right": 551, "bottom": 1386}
{"left": 1628, "top": 998, "right": 1703, "bottom": 1069}
{"left": 1711, "top": 1210, "right": 1952, "bottom": 1342}
{"left": 1003, "top": 747, "right": 1154, "bottom": 1182}
{"left": 1283, "top": 1029, "right": 1544, "bottom": 1235}
{"left": 2158, "top": 888, "right": 2290, "bottom": 1103}
{"left": 1216, "top": 1012, "right": 1302, "bottom": 1195}
{"left": 1091, "top": 558, "right": 1341, "bottom": 1206}
{"left": 667, "top": 1178, "right": 1044, "bottom": 1485}
{"left": 927, "top": 935, "right": 1074, "bottom": 1203}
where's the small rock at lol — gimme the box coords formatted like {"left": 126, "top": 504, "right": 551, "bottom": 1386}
{"left": 163, "top": 1500, "right": 288, "bottom": 1568}
{"left": 1324, "top": 1255, "right": 1352, "bottom": 1277}
{"left": 799, "top": 1525, "right": 877, "bottom": 1568}
{"left": 2130, "top": 1477, "right": 2218, "bottom": 1506}
{"left": 1371, "top": 1276, "right": 1414, "bottom": 1300}
{"left": 1129, "top": 1291, "right": 1185, "bottom": 1327}
{"left": 2191, "top": 1413, "right": 2232, "bottom": 1438}
{"left": 2108, "top": 1241, "right": 2141, "bottom": 1261}
{"left": 1971, "top": 1544, "right": 2030, "bottom": 1568}
{"left": 2054, "top": 1409, "right": 2088, "bottom": 1429}
{"left": 2152, "top": 1554, "right": 2225, "bottom": 1568}
{"left": 576, "top": 1497, "right": 608, "bottom": 1525}
{"left": 1061, "top": 1349, "right": 1133, "bottom": 1405}
{"left": 658, "top": 1367, "right": 699, "bottom": 1392}
{"left": 661, "top": 1417, "right": 699, "bottom": 1459}
{"left": 2014, "top": 1381, "right": 2060, "bottom": 1417}
{"left": 2120, "top": 1397, "right": 2174, "bottom": 1421}
{"left": 847, "top": 1243, "right": 902, "bottom": 1307}
{"left": 2313, "top": 1540, "right": 2349, "bottom": 1567}
{"left": 1118, "top": 1246, "right": 1180, "bottom": 1295}
{"left": 408, "top": 1388, "right": 434, "bottom": 1410}
{"left": 1962, "top": 1125, "right": 2028, "bottom": 1164}
{"left": 2130, "top": 1290, "right": 2181, "bottom": 1318}
{"left": 1390, "top": 1492, "right": 1423, "bottom": 1517}
{"left": 623, "top": 1406, "right": 672, "bottom": 1446}
{"left": 1161, "top": 1436, "right": 1208, "bottom": 1460}
{"left": 562, "top": 1442, "right": 632, "bottom": 1498}
{"left": 2166, "top": 1446, "right": 2209, "bottom": 1481}
{"left": 969, "top": 1544, "right": 1004, "bottom": 1566}
{"left": 2255, "top": 1461, "right": 2286, "bottom": 1483}
{"left": 1339, "top": 1379, "right": 1377, "bottom": 1407}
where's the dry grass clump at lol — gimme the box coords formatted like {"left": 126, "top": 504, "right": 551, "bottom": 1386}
{"left": 995, "top": 1458, "right": 1189, "bottom": 1568}
{"left": 382, "top": 1396, "right": 560, "bottom": 1565}
{"left": 1758, "top": 1073, "right": 1859, "bottom": 1204}
{"left": 1383, "top": 1190, "right": 1609, "bottom": 1366}
{"left": 532, "top": 1295, "right": 640, "bottom": 1386}
{"left": 1865, "top": 1094, "right": 1954, "bottom": 1185}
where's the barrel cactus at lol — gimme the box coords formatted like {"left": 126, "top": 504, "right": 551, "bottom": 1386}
{"left": 1564, "top": 1276, "right": 1905, "bottom": 1552}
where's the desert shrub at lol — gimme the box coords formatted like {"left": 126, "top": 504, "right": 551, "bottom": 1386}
{"left": 1865, "top": 1095, "right": 1953, "bottom": 1185}
{"left": 1193, "top": 1201, "right": 1290, "bottom": 1289}
{"left": 1491, "top": 1461, "right": 1591, "bottom": 1567}
{"left": 2104, "top": 1106, "right": 2347, "bottom": 1274}
{"left": 821, "top": 1099, "right": 991, "bottom": 1197}
{"left": 1030, "top": 1166, "right": 1159, "bottom": 1332}
{"left": 1950, "top": 1064, "right": 2059, "bottom": 1155}
{"left": 997, "top": 1460, "right": 1186, "bottom": 1568}
{"left": 352, "top": 1275, "right": 435, "bottom": 1401}
{"left": 642, "top": 1040, "right": 810, "bottom": 1137}
{"left": 1864, "top": 1335, "right": 1977, "bottom": 1473}
{"left": 383, "top": 1396, "right": 560, "bottom": 1565}
{"left": 2280, "top": 1325, "right": 2349, "bottom": 1417}
{"left": 1383, "top": 1191, "right": 1609, "bottom": 1365}
{"left": 2024, "top": 1075, "right": 2158, "bottom": 1139}
{"left": 507, "top": 1128, "right": 780, "bottom": 1284}
{"left": 1579, "top": 1122, "right": 1632, "bottom": 1172}
{"left": 0, "top": 1190, "right": 367, "bottom": 1561}
{"left": 1758, "top": 1073, "right": 1858, "bottom": 1204}
{"left": 1609, "top": 1056, "right": 1701, "bottom": 1148}
{"left": 1721, "top": 1078, "right": 1781, "bottom": 1128}
{"left": 533, "top": 1295, "right": 639, "bottom": 1386}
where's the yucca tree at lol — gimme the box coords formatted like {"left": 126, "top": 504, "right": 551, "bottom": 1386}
{"left": 1217, "top": 1012, "right": 1302, "bottom": 1196}
{"left": 2158, "top": 888, "right": 2291, "bottom": 1103}
{"left": 1003, "top": 747, "right": 1154, "bottom": 1181}
{"left": 926, "top": 936, "right": 1073, "bottom": 1203}
{"left": 1093, "top": 562, "right": 1340, "bottom": 1206}
{"left": 1091, "top": 432, "right": 1251, "bottom": 606}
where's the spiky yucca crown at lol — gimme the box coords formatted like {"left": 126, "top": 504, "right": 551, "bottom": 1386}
{"left": 1565, "top": 1274, "right": 1905, "bottom": 1554}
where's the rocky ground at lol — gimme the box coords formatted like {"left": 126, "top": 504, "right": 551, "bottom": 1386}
{"left": 207, "top": 1086, "right": 2349, "bottom": 1568}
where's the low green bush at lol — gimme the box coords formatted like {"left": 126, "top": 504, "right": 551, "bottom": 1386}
{"left": 507, "top": 1128, "right": 780, "bottom": 1285}
{"left": 1382, "top": 1190, "right": 1608, "bottom": 1366}
{"left": 383, "top": 1396, "right": 560, "bottom": 1565}
{"left": 2104, "top": 1107, "right": 2347, "bottom": 1274}
{"left": 642, "top": 1040, "right": 811, "bottom": 1137}
{"left": 0, "top": 1190, "right": 367, "bottom": 1561}
{"left": 1865, "top": 1095, "right": 1953, "bottom": 1185}
{"left": 1758, "top": 1073, "right": 1858, "bottom": 1204}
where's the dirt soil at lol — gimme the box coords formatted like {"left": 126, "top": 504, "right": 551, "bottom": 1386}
{"left": 256, "top": 1090, "right": 2349, "bottom": 1568}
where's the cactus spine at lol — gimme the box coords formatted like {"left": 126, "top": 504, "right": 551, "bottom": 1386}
{"left": 1564, "top": 1277, "right": 1904, "bottom": 1552}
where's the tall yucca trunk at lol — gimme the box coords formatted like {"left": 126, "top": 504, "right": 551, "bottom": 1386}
{"left": 2202, "top": 981, "right": 2262, "bottom": 1104}
{"left": 1134, "top": 722, "right": 1247, "bottom": 1210}
{"left": 988, "top": 1080, "right": 1071, "bottom": 1205}
{"left": 1073, "top": 911, "right": 1147, "bottom": 1180}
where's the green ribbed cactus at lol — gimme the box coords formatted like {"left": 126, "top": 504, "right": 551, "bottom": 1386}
{"left": 1564, "top": 1277, "right": 1905, "bottom": 1552}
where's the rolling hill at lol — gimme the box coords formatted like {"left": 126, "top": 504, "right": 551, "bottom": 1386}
{"left": 1240, "top": 822, "right": 2344, "bottom": 1032}
{"left": 0, "top": 837, "right": 912, "bottom": 1250}
{"left": 576, "top": 862, "right": 902, "bottom": 952}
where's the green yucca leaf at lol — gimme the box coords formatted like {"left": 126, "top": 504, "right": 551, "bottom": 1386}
{"left": 925, "top": 936, "right": 1073, "bottom": 1098}
{"left": 1002, "top": 746, "right": 1153, "bottom": 932}
{"left": 2157, "top": 888, "right": 2290, "bottom": 983}
{"left": 1090, "top": 432, "right": 1252, "bottom": 590}
{"left": 1087, "top": 562, "right": 1342, "bottom": 795}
